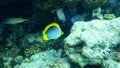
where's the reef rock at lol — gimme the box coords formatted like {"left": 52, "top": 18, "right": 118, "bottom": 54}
{"left": 16, "top": 49, "right": 70, "bottom": 68}
{"left": 81, "top": 0, "right": 107, "bottom": 10}
{"left": 64, "top": 17, "right": 120, "bottom": 67}
{"left": 33, "top": 0, "right": 80, "bottom": 12}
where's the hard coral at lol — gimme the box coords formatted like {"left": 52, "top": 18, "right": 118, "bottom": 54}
{"left": 33, "top": 0, "right": 80, "bottom": 12}
{"left": 81, "top": 0, "right": 107, "bottom": 9}
{"left": 21, "top": 33, "right": 46, "bottom": 57}
{"left": 24, "top": 43, "right": 42, "bottom": 57}
{"left": 64, "top": 17, "right": 120, "bottom": 67}
{"left": 18, "top": 49, "right": 70, "bottom": 68}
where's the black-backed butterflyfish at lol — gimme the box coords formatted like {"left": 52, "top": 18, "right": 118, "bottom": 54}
{"left": 42, "top": 23, "right": 64, "bottom": 41}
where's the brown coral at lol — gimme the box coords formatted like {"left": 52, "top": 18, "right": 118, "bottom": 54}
{"left": 81, "top": 0, "right": 107, "bottom": 9}
{"left": 33, "top": 0, "right": 80, "bottom": 12}
{"left": 24, "top": 43, "right": 42, "bottom": 57}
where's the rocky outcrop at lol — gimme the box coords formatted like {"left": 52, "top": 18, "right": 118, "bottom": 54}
{"left": 64, "top": 17, "right": 120, "bottom": 67}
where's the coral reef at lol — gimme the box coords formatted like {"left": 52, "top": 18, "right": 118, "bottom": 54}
{"left": 3, "top": 56, "right": 24, "bottom": 68}
{"left": 0, "top": 57, "right": 4, "bottom": 67}
{"left": 15, "top": 49, "right": 70, "bottom": 68}
{"left": 102, "top": 59, "right": 120, "bottom": 68}
{"left": 24, "top": 43, "right": 42, "bottom": 57}
{"left": 64, "top": 17, "right": 120, "bottom": 67}
{"left": 103, "top": 13, "right": 116, "bottom": 20}
{"left": 1, "top": 0, "right": 120, "bottom": 68}
{"left": 102, "top": 0, "right": 120, "bottom": 17}
{"left": 92, "top": 8, "right": 103, "bottom": 19}
{"left": 21, "top": 33, "right": 63, "bottom": 57}
{"left": 81, "top": 0, "right": 107, "bottom": 9}
{"left": 20, "top": 33, "right": 46, "bottom": 57}
{"left": 3, "top": 57, "right": 13, "bottom": 68}
{"left": 112, "top": 2, "right": 120, "bottom": 17}
{"left": 33, "top": 0, "right": 80, "bottom": 12}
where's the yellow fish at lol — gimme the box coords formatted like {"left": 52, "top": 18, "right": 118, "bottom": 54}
{"left": 42, "top": 22, "right": 64, "bottom": 41}
{"left": 2, "top": 17, "right": 29, "bottom": 24}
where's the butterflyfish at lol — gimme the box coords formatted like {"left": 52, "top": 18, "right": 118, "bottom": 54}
{"left": 2, "top": 17, "right": 29, "bottom": 24}
{"left": 42, "top": 23, "right": 64, "bottom": 41}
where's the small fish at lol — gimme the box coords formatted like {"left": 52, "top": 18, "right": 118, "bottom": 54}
{"left": 42, "top": 23, "right": 64, "bottom": 41}
{"left": 2, "top": 17, "right": 29, "bottom": 24}
{"left": 56, "top": 8, "right": 66, "bottom": 22}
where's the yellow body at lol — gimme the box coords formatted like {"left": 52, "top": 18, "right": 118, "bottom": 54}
{"left": 42, "top": 22, "right": 64, "bottom": 41}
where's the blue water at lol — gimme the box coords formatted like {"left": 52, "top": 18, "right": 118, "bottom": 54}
{"left": 0, "top": 0, "right": 119, "bottom": 68}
